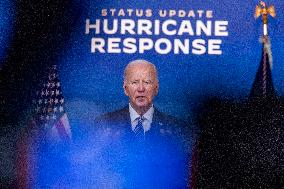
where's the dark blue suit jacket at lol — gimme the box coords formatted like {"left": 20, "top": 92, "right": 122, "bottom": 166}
{"left": 35, "top": 106, "right": 195, "bottom": 188}
{"left": 90, "top": 106, "right": 195, "bottom": 188}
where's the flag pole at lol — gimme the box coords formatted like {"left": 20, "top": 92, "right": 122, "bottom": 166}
{"left": 254, "top": 1, "right": 276, "bottom": 36}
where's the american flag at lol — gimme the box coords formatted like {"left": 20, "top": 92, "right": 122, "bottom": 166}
{"left": 32, "top": 65, "right": 71, "bottom": 142}
{"left": 16, "top": 65, "right": 72, "bottom": 188}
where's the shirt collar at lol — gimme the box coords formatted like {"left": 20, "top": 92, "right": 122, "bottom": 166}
{"left": 129, "top": 103, "right": 154, "bottom": 124}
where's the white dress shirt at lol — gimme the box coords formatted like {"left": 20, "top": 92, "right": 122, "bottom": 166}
{"left": 129, "top": 103, "right": 154, "bottom": 133}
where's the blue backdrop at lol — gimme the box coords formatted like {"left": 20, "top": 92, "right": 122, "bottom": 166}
{"left": 56, "top": 0, "right": 284, "bottom": 123}
{"left": 0, "top": 0, "right": 283, "bottom": 187}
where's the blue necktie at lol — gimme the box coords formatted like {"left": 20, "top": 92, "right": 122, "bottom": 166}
{"left": 134, "top": 116, "right": 144, "bottom": 140}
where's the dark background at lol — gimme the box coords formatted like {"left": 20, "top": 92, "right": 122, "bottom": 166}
{"left": 0, "top": 0, "right": 77, "bottom": 186}
{"left": 1, "top": 0, "right": 284, "bottom": 187}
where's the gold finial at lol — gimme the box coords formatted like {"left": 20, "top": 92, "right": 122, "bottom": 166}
{"left": 255, "top": 1, "right": 276, "bottom": 35}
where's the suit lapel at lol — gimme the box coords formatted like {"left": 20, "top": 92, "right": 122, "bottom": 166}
{"left": 118, "top": 105, "right": 133, "bottom": 137}
{"left": 146, "top": 108, "right": 164, "bottom": 137}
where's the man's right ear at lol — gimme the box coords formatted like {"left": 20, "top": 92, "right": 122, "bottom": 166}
{"left": 123, "top": 81, "right": 129, "bottom": 96}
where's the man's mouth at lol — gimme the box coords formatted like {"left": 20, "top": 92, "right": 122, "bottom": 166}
{"left": 136, "top": 96, "right": 146, "bottom": 101}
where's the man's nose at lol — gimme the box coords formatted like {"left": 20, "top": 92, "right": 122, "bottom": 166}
{"left": 137, "top": 81, "right": 145, "bottom": 91}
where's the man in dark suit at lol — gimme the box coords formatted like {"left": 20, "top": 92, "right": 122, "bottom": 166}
{"left": 92, "top": 59, "right": 194, "bottom": 188}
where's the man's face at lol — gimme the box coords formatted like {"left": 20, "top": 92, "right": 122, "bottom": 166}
{"left": 123, "top": 63, "right": 159, "bottom": 114}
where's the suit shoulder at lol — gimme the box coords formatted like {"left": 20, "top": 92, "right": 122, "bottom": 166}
{"left": 95, "top": 106, "right": 129, "bottom": 125}
{"left": 154, "top": 109, "right": 186, "bottom": 127}
{"left": 154, "top": 109, "right": 196, "bottom": 138}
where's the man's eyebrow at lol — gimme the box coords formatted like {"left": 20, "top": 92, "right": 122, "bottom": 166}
{"left": 127, "top": 79, "right": 138, "bottom": 83}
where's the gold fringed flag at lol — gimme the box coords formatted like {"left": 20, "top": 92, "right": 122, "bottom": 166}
{"left": 250, "top": 35, "right": 275, "bottom": 98}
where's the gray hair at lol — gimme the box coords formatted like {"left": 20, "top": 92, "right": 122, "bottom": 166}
{"left": 123, "top": 59, "right": 158, "bottom": 82}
